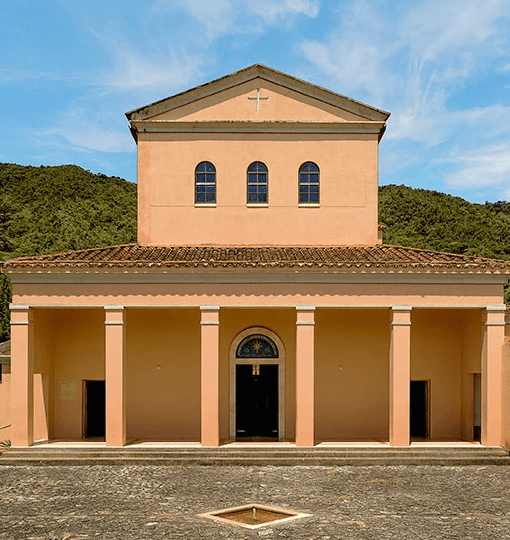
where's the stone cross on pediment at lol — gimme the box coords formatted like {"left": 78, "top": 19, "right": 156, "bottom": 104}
{"left": 247, "top": 88, "right": 269, "bottom": 112}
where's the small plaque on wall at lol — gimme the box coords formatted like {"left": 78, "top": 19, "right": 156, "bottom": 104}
{"left": 59, "top": 380, "right": 77, "bottom": 401}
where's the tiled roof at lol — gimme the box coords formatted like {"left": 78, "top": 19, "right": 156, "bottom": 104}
{"left": 3, "top": 244, "right": 510, "bottom": 272}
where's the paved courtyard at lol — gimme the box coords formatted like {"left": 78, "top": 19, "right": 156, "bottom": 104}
{"left": 1, "top": 465, "right": 509, "bottom": 539}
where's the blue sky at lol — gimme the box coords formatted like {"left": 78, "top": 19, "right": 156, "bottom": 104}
{"left": 2, "top": 0, "right": 510, "bottom": 203}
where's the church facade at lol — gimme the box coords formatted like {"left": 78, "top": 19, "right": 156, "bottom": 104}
{"left": 3, "top": 65, "right": 510, "bottom": 448}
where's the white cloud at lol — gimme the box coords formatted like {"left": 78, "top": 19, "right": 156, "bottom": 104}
{"left": 171, "top": 0, "right": 236, "bottom": 40}
{"left": 98, "top": 46, "right": 204, "bottom": 95}
{"left": 247, "top": 0, "right": 320, "bottom": 23}
{"left": 157, "top": 0, "right": 320, "bottom": 40}
{"left": 300, "top": 0, "right": 510, "bottom": 201}
{"left": 446, "top": 143, "right": 510, "bottom": 193}
{"left": 0, "top": 68, "right": 72, "bottom": 84}
{"left": 38, "top": 108, "right": 133, "bottom": 154}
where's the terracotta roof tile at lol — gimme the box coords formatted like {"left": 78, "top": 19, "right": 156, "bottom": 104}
{"left": 3, "top": 244, "right": 510, "bottom": 272}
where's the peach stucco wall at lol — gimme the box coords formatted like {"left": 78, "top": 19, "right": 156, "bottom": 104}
{"left": 50, "top": 309, "right": 105, "bottom": 440}
{"left": 125, "top": 308, "right": 201, "bottom": 441}
{"left": 315, "top": 308, "right": 390, "bottom": 441}
{"left": 410, "top": 309, "right": 485, "bottom": 441}
{"left": 136, "top": 133, "right": 380, "bottom": 246}
{"left": 460, "top": 310, "right": 483, "bottom": 440}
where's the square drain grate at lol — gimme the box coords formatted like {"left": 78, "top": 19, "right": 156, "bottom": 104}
{"left": 198, "top": 503, "right": 309, "bottom": 529}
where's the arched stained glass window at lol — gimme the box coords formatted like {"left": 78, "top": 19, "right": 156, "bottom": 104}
{"left": 299, "top": 162, "right": 320, "bottom": 204}
{"left": 195, "top": 161, "right": 216, "bottom": 203}
{"left": 247, "top": 161, "right": 268, "bottom": 204}
{"left": 236, "top": 334, "right": 279, "bottom": 358}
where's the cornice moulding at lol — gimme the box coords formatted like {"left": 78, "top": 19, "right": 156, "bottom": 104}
{"left": 131, "top": 120, "right": 386, "bottom": 135}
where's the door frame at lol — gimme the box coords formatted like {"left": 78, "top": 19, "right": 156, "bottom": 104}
{"left": 229, "top": 327, "right": 285, "bottom": 442}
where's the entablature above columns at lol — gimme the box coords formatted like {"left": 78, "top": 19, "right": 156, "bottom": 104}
{"left": 8, "top": 271, "right": 510, "bottom": 285}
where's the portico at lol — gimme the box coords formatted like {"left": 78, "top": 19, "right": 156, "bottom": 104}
{"left": 6, "top": 263, "right": 509, "bottom": 448}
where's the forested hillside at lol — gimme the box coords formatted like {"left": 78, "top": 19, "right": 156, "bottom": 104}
{"left": 379, "top": 185, "right": 510, "bottom": 259}
{"left": 0, "top": 163, "right": 137, "bottom": 341}
{"left": 0, "top": 164, "right": 509, "bottom": 341}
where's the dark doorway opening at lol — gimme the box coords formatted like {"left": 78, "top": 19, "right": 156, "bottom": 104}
{"left": 410, "top": 380, "right": 429, "bottom": 438}
{"left": 83, "top": 380, "right": 106, "bottom": 438}
{"left": 236, "top": 364, "right": 278, "bottom": 441}
{"left": 473, "top": 373, "right": 481, "bottom": 442}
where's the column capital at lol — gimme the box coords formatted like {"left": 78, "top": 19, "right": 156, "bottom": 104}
{"left": 10, "top": 304, "right": 31, "bottom": 311}
{"left": 10, "top": 305, "right": 33, "bottom": 325}
{"left": 104, "top": 305, "right": 125, "bottom": 326}
{"left": 296, "top": 306, "right": 315, "bottom": 326}
{"left": 391, "top": 306, "right": 412, "bottom": 326}
{"left": 104, "top": 305, "right": 125, "bottom": 311}
{"left": 485, "top": 305, "right": 506, "bottom": 326}
{"left": 200, "top": 306, "right": 220, "bottom": 326}
{"left": 486, "top": 304, "right": 507, "bottom": 312}
{"left": 391, "top": 305, "right": 413, "bottom": 312}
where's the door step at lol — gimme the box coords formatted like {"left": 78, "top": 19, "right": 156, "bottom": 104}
{"left": 1, "top": 446, "right": 509, "bottom": 466}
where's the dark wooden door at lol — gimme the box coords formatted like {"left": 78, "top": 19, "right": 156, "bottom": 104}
{"left": 236, "top": 364, "right": 278, "bottom": 440}
{"left": 84, "top": 380, "right": 106, "bottom": 438}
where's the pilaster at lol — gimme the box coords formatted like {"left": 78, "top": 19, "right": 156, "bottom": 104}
{"left": 201, "top": 306, "right": 220, "bottom": 447}
{"left": 295, "top": 306, "right": 315, "bottom": 447}
{"left": 482, "top": 305, "right": 505, "bottom": 446}
{"left": 10, "top": 305, "right": 34, "bottom": 447}
{"left": 105, "top": 305, "right": 126, "bottom": 447}
{"left": 390, "top": 307, "right": 412, "bottom": 446}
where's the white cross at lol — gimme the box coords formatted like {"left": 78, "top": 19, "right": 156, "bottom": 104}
{"left": 247, "top": 88, "right": 269, "bottom": 112}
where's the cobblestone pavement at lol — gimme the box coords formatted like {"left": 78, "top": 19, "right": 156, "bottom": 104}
{"left": 1, "top": 465, "right": 509, "bottom": 539}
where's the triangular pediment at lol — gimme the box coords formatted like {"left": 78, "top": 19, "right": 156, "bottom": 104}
{"left": 126, "top": 64, "right": 390, "bottom": 124}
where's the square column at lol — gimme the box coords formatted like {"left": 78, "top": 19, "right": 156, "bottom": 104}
{"left": 201, "top": 306, "right": 220, "bottom": 447}
{"left": 10, "top": 305, "right": 34, "bottom": 447}
{"left": 296, "top": 306, "right": 315, "bottom": 447}
{"left": 105, "top": 306, "right": 126, "bottom": 447}
{"left": 482, "top": 306, "right": 505, "bottom": 447}
{"left": 390, "top": 307, "right": 412, "bottom": 446}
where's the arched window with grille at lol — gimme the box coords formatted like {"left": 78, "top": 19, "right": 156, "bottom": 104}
{"left": 247, "top": 161, "right": 268, "bottom": 204}
{"left": 195, "top": 161, "right": 216, "bottom": 204}
{"left": 299, "top": 162, "right": 319, "bottom": 204}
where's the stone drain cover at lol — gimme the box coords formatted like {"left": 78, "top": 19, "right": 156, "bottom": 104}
{"left": 198, "top": 503, "right": 310, "bottom": 529}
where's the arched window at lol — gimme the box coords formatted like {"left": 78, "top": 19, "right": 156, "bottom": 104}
{"left": 247, "top": 161, "right": 268, "bottom": 204}
{"left": 236, "top": 333, "right": 279, "bottom": 358}
{"left": 195, "top": 161, "right": 216, "bottom": 203}
{"left": 299, "top": 162, "right": 319, "bottom": 204}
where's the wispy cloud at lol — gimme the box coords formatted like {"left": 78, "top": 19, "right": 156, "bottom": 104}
{"left": 247, "top": 0, "right": 320, "bottom": 23}
{"left": 0, "top": 68, "right": 73, "bottom": 85}
{"left": 38, "top": 107, "right": 133, "bottom": 154}
{"left": 159, "top": 0, "right": 320, "bottom": 40}
{"left": 446, "top": 143, "right": 510, "bottom": 195}
{"left": 97, "top": 45, "right": 204, "bottom": 95}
